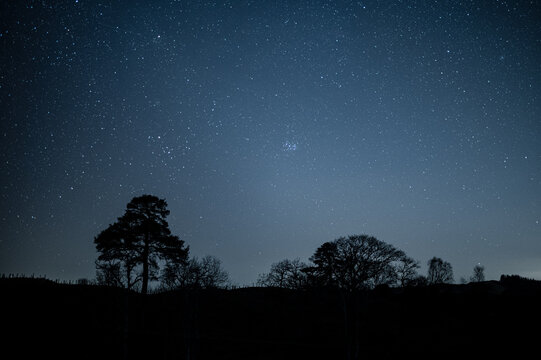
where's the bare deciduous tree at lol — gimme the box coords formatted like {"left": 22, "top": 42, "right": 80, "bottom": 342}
{"left": 162, "top": 255, "right": 229, "bottom": 290}
{"left": 95, "top": 260, "right": 124, "bottom": 288}
{"left": 198, "top": 255, "right": 229, "bottom": 288}
{"left": 470, "top": 265, "right": 485, "bottom": 283}
{"left": 395, "top": 256, "right": 420, "bottom": 287}
{"left": 427, "top": 257, "right": 454, "bottom": 284}
{"left": 257, "top": 258, "right": 308, "bottom": 289}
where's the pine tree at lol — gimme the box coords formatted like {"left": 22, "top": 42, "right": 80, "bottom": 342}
{"left": 95, "top": 195, "right": 188, "bottom": 294}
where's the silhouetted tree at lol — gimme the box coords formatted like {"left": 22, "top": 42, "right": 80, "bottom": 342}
{"left": 95, "top": 260, "right": 124, "bottom": 287}
{"left": 95, "top": 195, "right": 188, "bottom": 294}
{"left": 257, "top": 258, "right": 308, "bottom": 289}
{"left": 307, "top": 235, "right": 407, "bottom": 291}
{"left": 95, "top": 220, "right": 142, "bottom": 290}
{"left": 162, "top": 258, "right": 196, "bottom": 289}
{"left": 162, "top": 255, "right": 229, "bottom": 290}
{"left": 306, "top": 241, "right": 339, "bottom": 287}
{"left": 198, "top": 255, "right": 229, "bottom": 288}
{"left": 395, "top": 256, "right": 420, "bottom": 287}
{"left": 470, "top": 265, "right": 485, "bottom": 282}
{"left": 373, "top": 263, "right": 400, "bottom": 287}
{"left": 427, "top": 257, "right": 454, "bottom": 284}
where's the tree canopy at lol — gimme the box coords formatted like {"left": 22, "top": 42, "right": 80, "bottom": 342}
{"left": 307, "top": 235, "right": 411, "bottom": 290}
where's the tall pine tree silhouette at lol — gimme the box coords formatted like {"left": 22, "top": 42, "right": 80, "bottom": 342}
{"left": 95, "top": 195, "right": 188, "bottom": 294}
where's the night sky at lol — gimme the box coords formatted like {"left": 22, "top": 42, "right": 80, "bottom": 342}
{"left": 1, "top": 0, "right": 540, "bottom": 285}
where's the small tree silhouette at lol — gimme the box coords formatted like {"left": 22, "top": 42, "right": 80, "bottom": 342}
{"left": 470, "top": 265, "right": 485, "bottom": 282}
{"left": 162, "top": 255, "right": 229, "bottom": 290}
{"left": 395, "top": 256, "right": 420, "bottom": 287}
{"left": 307, "top": 241, "right": 339, "bottom": 287}
{"left": 427, "top": 257, "right": 454, "bottom": 284}
{"left": 257, "top": 258, "right": 308, "bottom": 289}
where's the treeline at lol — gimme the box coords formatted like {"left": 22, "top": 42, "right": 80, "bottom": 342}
{"left": 257, "top": 236, "right": 486, "bottom": 290}
{"left": 92, "top": 195, "right": 491, "bottom": 294}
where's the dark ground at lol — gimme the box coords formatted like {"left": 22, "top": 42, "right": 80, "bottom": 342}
{"left": 2, "top": 276, "right": 541, "bottom": 359}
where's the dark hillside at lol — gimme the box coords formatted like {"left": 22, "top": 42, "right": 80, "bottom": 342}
{"left": 2, "top": 277, "right": 541, "bottom": 359}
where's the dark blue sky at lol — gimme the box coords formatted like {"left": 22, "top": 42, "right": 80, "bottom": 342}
{"left": 1, "top": 0, "right": 540, "bottom": 285}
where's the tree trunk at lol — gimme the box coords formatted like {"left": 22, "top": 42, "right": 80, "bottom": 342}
{"left": 126, "top": 267, "right": 131, "bottom": 291}
{"left": 142, "top": 232, "right": 149, "bottom": 294}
